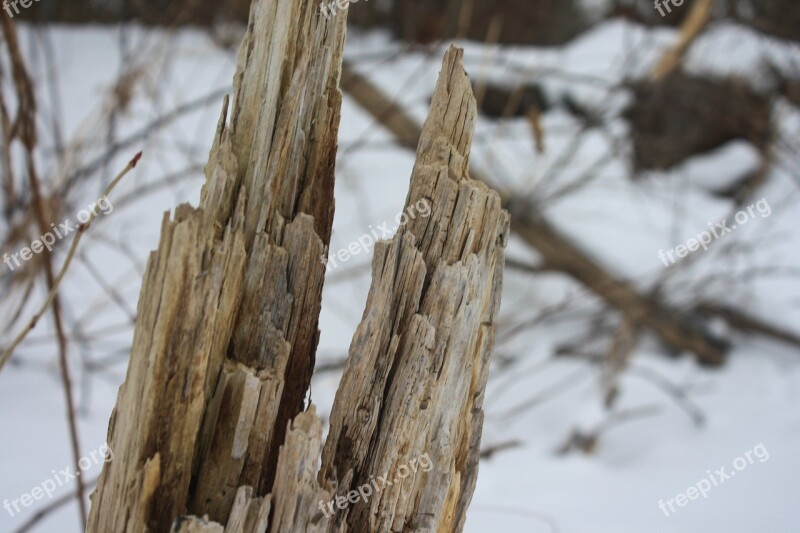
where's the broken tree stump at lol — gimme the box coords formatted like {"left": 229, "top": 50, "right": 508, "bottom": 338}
{"left": 320, "top": 46, "right": 509, "bottom": 532}
{"left": 87, "top": 0, "right": 346, "bottom": 530}
{"left": 87, "top": 0, "right": 506, "bottom": 528}
{"left": 171, "top": 45, "right": 508, "bottom": 533}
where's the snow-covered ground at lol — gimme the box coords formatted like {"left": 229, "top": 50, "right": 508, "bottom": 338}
{"left": 1, "top": 19, "right": 799, "bottom": 533}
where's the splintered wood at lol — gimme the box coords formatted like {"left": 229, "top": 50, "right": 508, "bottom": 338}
{"left": 86, "top": 0, "right": 507, "bottom": 529}
{"left": 86, "top": 0, "right": 346, "bottom": 530}
{"left": 319, "top": 46, "right": 508, "bottom": 532}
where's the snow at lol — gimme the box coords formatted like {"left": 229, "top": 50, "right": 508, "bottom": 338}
{"left": 2, "top": 18, "right": 799, "bottom": 533}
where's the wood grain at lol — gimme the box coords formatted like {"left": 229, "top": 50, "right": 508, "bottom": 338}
{"left": 320, "top": 46, "right": 509, "bottom": 533}
{"left": 87, "top": 0, "right": 346, "bottom": 529}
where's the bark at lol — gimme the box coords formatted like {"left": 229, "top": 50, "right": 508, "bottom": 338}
{"left": 86, "top": 0, "right": 346, "bottom": 530}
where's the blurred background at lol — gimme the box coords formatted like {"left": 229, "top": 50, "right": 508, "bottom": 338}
{"left": 1, "top": 0, "right": 799, "bottom": 531}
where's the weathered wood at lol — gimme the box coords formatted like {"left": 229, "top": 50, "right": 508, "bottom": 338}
{"left": 86, "top": 0, "right": 346, "bottom": 530}
{"left": 320, "top": 46, "right": 509, "bottom": 532}
{"left": 88, "top": 3, "right": 507, "bottom": 529}
{"left": 171, "top": 407, "right": 333, "bottom": 533}
{"left": 267, "top": 408, "right": 332, "bottom": 532}
{"left": 169, "top": 46, "right": 509, "bottom": 533}
{"left": 223, "top": 487, "right": 270, "bottom": 533}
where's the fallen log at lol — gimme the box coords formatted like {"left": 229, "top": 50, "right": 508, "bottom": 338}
{"left": 508, "top": 205, "right": 728, "bottom": 366}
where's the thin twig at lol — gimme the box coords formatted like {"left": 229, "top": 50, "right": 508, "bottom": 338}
{"left": 26, "top": 152, "right": 89, "bottom": 528}
{"left": 628, "top": 365, "right": 706, "bottom": 426}
{"left": 0, "top": 151, "right": 141, "bottom": 372}
{"left": 2, "top": 16, "right": 91, "bottom": 527}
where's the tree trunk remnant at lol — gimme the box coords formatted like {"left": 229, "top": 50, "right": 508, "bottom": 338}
{"left": 320, "top": 46, "right": 509, "bottom": 532}
{"left": 86, "top": 0, "right": 347, "bottom": 529}
{"left": 87, "top": 0, "right": 506, "bottom": 530}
